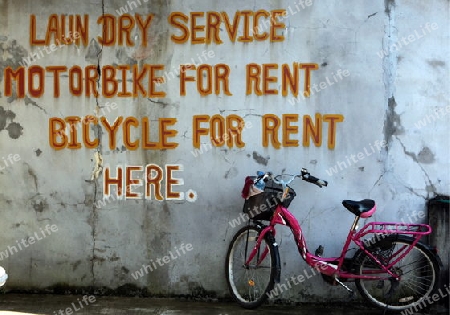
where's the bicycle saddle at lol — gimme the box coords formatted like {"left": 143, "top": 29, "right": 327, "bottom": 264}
{"left": 342, "top": 199, "right": 376, "bottom": 218}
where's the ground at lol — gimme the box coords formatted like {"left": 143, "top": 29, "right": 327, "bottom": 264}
{"left": 0, "top": 294, "right": 442, "bottom": 315}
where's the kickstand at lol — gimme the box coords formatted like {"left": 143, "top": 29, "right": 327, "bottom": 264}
{"left": 380, "top": 278, "right": 399, "bottom": 315}
{"left": 335, "top": 278, "right": 355, "bottom": 301}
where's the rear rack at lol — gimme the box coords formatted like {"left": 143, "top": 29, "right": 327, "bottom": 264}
{"left": 356, "top": 222, "right": 432, "bottom": 239}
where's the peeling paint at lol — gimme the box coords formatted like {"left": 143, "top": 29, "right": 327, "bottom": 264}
{"left": 427, "top": 60, "right": 446, "bottom": 68}
{"left": 398, "top": 142, "right": 435, "bottom": 165}
{"left": 417, "top": 146, "right": 435, "bottom": 164}
{"left": 91, "top": 151, "right": 103, "bottom": 180}
{"left": 0, "top": 106, "right": 23, "bottom": 138}
{"left": 252, "top": 151, "right": 269, "bottom": 166}
{"left": 85, "top": 39, "right": 102, "bottom": 63}
{"left": 6, "top": 121, "right": 23, "bottom": 139}
{"left": 384, "top": 0, "right": 396, "bottom": 17}
{"left": 383, "top": 97, "right": 404, "bottom": 146}
{"left": 30, "top": 194, "right": 48, "bottom": 213}
{"left": 397, "top": 138, "right": 438, "bottom": 196}
{"left": 425, "top": 185, "right": 436, "bottom": 193}
{"left": 0, "top": 106, "right": 15, "bottom": 130}
{"left": 0, "top": 39, "right": 29, "bottom": 83}
{"left": 91, "top": 123, "right": 103, "bottom": 152}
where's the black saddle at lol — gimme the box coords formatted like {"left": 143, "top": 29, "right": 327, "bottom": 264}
{"left": 342, "top": 199, "right": 375, "bottom": 217}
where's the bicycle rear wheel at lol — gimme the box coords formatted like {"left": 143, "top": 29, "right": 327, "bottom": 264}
{"left": 225, "top": 225, "right": 277, "bottom": 309}
{"left": 355, "top": 235, "right": 440, "bottom": 312}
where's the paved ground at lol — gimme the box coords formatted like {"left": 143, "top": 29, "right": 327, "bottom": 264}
{"left": 0, "top": 294, "right": 445, "bottom": 315}
{"left": 0, "top": 294, "right": 381, "bottom": 315}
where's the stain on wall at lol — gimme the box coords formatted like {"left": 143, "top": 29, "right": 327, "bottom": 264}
{"left": 0, "top": 106, "right": 23, "bottom": 139}
{"left": 252, "top": 151, "right": 270, "bottom": 166}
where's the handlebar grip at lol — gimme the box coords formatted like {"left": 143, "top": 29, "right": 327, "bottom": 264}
{"left": 303, "top": 174, "right": 328, "bottom": 188}
{"left": 317, "top": 179, "right": 328, "bottom": 187}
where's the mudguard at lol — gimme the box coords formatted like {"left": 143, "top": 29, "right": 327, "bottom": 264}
{"left": 265, "top": 232, "right": 281, "bottom": 283}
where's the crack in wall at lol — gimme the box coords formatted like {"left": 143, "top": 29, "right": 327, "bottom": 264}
{"left": 370, "top": 174, "right": 384, "bottom": 193}
{"left": 24, "top": 96, "right": 47, "bottom": 114}
{"left": 219, "top": 109, "right": 256, "bottom": 115}
{"left": 378, "top": 1, "right": 440, "bottom": 201}
{"left": 147, "top": 98, "right": 169, "bottom": 106}
{"left": 367, "top": 12, "right": 378, "bottom": 19}
{"left": 90, "top": 0, "right": 106, "bottom": 288}
{"left": 392, "top": 171, "right": 427, "bottom": 200}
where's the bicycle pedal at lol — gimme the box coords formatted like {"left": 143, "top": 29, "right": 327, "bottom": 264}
{"left": 315, "top": 245, "right": 324, "bottom": 257}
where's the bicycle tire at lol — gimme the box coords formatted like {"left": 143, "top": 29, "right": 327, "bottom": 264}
{"left": 354, "top": 234, "right": 440, "bottom": 312}
{"left": 225, "top": 225, "right": 278, "bottom": 309}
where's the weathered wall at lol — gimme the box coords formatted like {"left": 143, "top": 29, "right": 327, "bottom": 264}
{"left": 0, "top": 0, "right": 448, "bottom": 302}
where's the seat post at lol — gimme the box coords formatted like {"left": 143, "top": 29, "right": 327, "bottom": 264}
{"left": 350, "top": 216, "right": 360, "bottom": 231}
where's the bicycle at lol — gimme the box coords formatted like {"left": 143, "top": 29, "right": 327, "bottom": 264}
{"left": 225, "top": 169, "right": 441, "bottom": 312}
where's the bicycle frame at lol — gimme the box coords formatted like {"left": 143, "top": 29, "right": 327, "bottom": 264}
{"left": 245, "top": 203, "right": 432, "bottom": 281}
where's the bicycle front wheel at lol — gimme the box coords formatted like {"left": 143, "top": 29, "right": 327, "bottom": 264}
{"left": 355, "top": 235, "right": 440, "bottom": 312}
{"left": 225, "top": 225, "right": 277, "bottom": 309}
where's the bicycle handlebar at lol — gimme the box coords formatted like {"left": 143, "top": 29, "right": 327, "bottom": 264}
{"left": 255, "top": 168, "right": 328, "bottom": 188}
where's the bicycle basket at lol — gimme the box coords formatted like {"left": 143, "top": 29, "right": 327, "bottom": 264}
{"left": 243, "top": 178, "right": 296, "bottom": 221}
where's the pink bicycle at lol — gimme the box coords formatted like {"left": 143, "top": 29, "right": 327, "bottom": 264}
{"left": 225, "top": 169, "right": 441, "bottom": 312}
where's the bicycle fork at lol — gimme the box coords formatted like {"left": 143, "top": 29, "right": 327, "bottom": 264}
{"left": 243, "top": 227, "right": 281, "bottom": 283}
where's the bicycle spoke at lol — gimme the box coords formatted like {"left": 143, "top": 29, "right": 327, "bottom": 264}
{"left": 356, "top": 237, "right": 438, "bottom": 312}
{"left": 226, "top": 226, "right": 276, "bottom": 309}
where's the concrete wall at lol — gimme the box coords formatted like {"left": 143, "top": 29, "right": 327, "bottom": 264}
{"left": 0, "top": 0, "right": 448, "bottom": 302}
